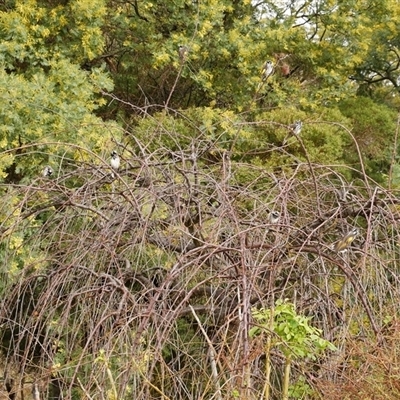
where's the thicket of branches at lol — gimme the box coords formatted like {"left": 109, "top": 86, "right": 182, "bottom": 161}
{"left": 1, "top": 119, "right": 400, "bottom": 399}
{"left": 2, "top": 0, "right": 400, "bottom": 398}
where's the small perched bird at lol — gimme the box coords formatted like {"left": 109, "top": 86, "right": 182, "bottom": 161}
{"left": 110, "top": 150, "right": 120, "bottom": 170}
{"left": 282, "top": 120, "right": 303, "bottom": 146}
{"left": 280, "top": 62, "right": 290, "bottom": 77}
{"left": 42, "top": 165, "right": 53, "bottom": 177}
{"left": 269, "top": 211, "right": 280, "bottom": 224}
{"left": 337, "top": 186, "right": 350, "bottom": 203}
{"left": 290, "top": 120, "right": 302, "bottom": 135}
{"left": 334, "top": 228, "right": 359, "bottom": 253}
{"left": 262, "top": 60, "right": 274, "bottom": 80}
{"left": 32, "top": 382, "right": 40, "bottom": 400}
{"left": 178, "top": 45, "right": 189, "bottom": 62}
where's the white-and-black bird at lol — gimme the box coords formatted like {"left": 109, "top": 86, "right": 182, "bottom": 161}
{"left": 282, "top": 120, "right": 302, "bottom": 146}
{"left": 290, "top": 120, "right": 302, "bottom": 135}
{"left": 178, "top": 45, "right": 189, "bottom": 62}
{"left": 110, "top": 150, "right": 120, "bottom": 170}
{"left": 269, "top": 211, "right": 280, "bottom": 224}
{"left": 262, "top": 60, "right": 274, "bottom": 80}
{"left": 32, "top": 382, "right": 40, "bottom": 400}
{"left": 42, "top": 165, "right": 53, "bottom": 178}
{"left": 333, "top": 228, "right": 359, "bottom": 253}
{"left": 337, "top": 186, "right": 350, "bottom": 203}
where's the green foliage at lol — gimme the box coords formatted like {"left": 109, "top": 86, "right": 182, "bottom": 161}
{"left": 288, "top": 375, "right": 315, "bottom": 399}
{"left": 0, "top": 0, "right": 106, "bottom": 69}
{"left": 0, "top": 0, "right": 117, "bottom": 183}
{"left": 250, "top": 299, "right": 336, "bottom": 360}
{"left": 338, "top": 96, "right": 397, "bottom": 182}
{"left": 390, "top": 164, "right": 400, "bottom": 188}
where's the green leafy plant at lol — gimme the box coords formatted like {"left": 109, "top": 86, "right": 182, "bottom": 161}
{"left": 250, "top": 299, "right": 336, "bottom": 400}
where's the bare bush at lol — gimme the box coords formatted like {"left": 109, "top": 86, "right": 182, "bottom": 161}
{"left": 1, "top": 122, "right": 400, "bottom": 399}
